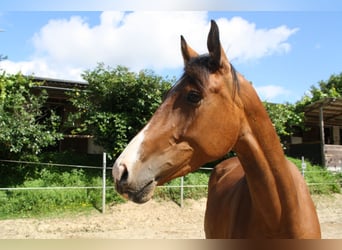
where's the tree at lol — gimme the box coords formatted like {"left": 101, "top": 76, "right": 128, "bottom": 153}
{"left": 264, "top": 72, "right": 342, "bottom": 142}
{"left": 0, "top": 71, "right": 63, "bottom": 160}
{"left": 68, "top": 64, "right": 173, "bottom": 157}
{"left": 316, "top": 72, "right": 342, "bottom": 97}
{"left": 296, "top": 73, "right": 341, "bottom": 110}
{"left": 263, "top": 102, "right": 304, "bottom": 137}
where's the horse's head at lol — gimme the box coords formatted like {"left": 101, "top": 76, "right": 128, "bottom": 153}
{"left": 112, "top": 20, "right": 243, "bottom": 203}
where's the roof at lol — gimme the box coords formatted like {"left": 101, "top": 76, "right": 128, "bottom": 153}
{"left": 30, "top": 76, "right": 88, "bottom": 89}
{"left": 304, "top": 97, "right": 342, "bottom": 126}
{"left": 29, "top": 76, "right": 88, "bottom": 103}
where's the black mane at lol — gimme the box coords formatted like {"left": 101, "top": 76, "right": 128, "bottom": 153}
{"left": 184, "top": 54, "right": 240, "bottom": 95}
{"left": 164, "top": 54, "right": 240, "bottom": 101}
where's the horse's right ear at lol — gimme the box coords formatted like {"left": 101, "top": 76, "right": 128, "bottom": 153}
{"left": 181, "top": 35, "right": 198, "bottom": 65}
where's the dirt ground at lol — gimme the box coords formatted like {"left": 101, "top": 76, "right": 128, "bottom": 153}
{"left": 0, "top": 194, "right": 341, "bottom": 239}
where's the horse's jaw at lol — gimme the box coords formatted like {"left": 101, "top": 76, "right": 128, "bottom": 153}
{"left": 115, "top": 177, "right": 157, "bottom": 204}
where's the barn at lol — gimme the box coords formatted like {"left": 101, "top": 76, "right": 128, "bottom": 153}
{"left": 30, "top": 76, "right": 104, "bottom": 154}
{"left": 289, "top": 97, "right": 342, "bottom": 170}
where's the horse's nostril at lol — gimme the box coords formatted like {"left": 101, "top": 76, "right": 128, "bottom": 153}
{"left": 120, "top": 164, "right": 129, "bottom": 183}
{"left": 115, "top": 163, "right": 129, "bottom": 184}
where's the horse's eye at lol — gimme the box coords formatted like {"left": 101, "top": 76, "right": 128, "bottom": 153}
{"left": 187, "top": 90, "right": 202, "bottom": 104}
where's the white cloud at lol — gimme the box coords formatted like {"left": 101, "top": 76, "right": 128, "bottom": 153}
{"left": 216, "top": 17, "right": 298, "bottom": 63}
{"left": 255, "top": 85, "right": 291, "bottom": 102}
{"left": 1, "top": 11, "right": 298, "bottom": 80}
{"left": 0, "top": 58, "right": 84, "bottom": 80}
{"left": 1, "top": 59, "right": 55, "bottom": 77}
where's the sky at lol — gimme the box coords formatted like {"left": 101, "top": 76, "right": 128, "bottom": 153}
{"left": 0, "top": 0, "right": 342, "bottom": 104}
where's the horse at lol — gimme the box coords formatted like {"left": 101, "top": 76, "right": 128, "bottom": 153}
{"left": 112, "top": 20, "right": 321, "bottom": 239}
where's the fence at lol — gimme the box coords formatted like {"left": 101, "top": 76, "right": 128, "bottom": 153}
{"left": 0, "top": 154, "right": 108, "bottom": 214}
{"left": 0, "top": 154, "right": 341, "bottom": 213}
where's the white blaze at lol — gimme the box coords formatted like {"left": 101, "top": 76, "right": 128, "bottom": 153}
{"left": 114, "top": 124, "right": 149, "bottom": 173}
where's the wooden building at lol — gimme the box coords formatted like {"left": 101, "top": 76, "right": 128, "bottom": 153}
{"left": 31, "top": 76, "right": 104, "bottom": 154}
{"left": 289, "top": 97, "right": 342, "bottom": 170}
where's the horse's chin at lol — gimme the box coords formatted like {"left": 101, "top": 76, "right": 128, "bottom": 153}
{"left": 125, "top": 180, "right": 157, "bottom": 204}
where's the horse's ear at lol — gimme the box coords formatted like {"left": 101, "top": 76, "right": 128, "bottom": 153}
{"left": 207, "top": 20, "right": 229, "bottom": 71}
{"left": 181, "top": 35, "right": 198, "bottom": 65}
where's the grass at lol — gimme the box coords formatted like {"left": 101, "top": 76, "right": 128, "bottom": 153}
{"left": 154, "top": 170, "right": 210, "bottom": 205}
{"left": 288, "top": 157, "right": 341, "bottom": 194}
{"left": 0, "top": 167, "right": 126, "bottom": 219}
{"left": 0, "top": 152, "right": 125, "bottom": 219}
{"left": 0, "top": 152, "right": 340, "bottom": 219}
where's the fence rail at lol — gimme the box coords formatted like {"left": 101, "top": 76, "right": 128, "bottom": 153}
{"left": 0, "top": 159, "right": 102, "bottom": 169}
{"left": 1, "top": 154, "right": 341, "bottom": 211}
{"left": 0, "top": 186, "right": 102, "bottom": 191}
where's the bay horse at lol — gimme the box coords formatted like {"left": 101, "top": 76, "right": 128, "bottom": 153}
{"left": 112, "top": 20, "right": 321, "bottom": 238}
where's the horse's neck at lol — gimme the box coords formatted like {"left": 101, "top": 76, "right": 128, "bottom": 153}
{"left": 233, "top": 79, "right": 299, "bottom": 231}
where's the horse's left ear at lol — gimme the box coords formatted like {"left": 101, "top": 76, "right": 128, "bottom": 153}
{"left": 207, "top": 20, "right": 229, "bottom": 71}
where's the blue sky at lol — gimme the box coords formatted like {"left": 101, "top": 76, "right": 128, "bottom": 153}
{"left": 1, "top": 1, "right": 342, "bottom": 103}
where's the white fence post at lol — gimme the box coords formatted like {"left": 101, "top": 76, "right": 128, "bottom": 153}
{"left": 180, "top": 176, "right": 184, "bottom": 208}
{"left": 301, "top": 156, "right": 306, "bottom": 177}
{"left": 102, "top": 152, "right": 107, "bottom": 214}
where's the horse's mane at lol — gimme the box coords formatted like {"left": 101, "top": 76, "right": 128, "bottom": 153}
{"left": 164, "top": 54, "right": 240, "bottom": 102}
{"left": 183, "top": 54, "right": 240, "bottom": 98}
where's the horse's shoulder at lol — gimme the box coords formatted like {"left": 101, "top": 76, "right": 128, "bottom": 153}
{"left": 209, "top": 157, "right": 245, "bottom": 191}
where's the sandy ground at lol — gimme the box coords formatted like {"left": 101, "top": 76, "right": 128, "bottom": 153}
{"left": 0, "top": 194, "right": 341, "bottom": 239}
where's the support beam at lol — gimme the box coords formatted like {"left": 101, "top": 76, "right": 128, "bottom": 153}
{"left": 319, "top": 106, "right": 326, "bottom": 167}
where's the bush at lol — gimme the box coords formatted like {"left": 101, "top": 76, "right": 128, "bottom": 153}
{"left": 68, "top": 64, "right": 173, "bottom": 158}
{"left": 0, "top": 72, "right": 63, "bottom": 160}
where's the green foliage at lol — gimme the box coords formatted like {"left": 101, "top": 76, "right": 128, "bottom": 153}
{"left": 263, "top": 102, "right": 304, "bottom": 136}
{"left": 311, "top": 73, "right": 342, "bottom": 100}
{"left": 68, "top": 64, "right": 173, "bottom": 157}
{"left": 324, "top": 72, "right": 342, "bottom": 95}
{"left": 0, "top": 71, "right": 63, "bottom": 159}
{"left": 295, "top": 72, "right": 342, "bottom": 110}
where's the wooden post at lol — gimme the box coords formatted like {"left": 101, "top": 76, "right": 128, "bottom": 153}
{"left": 180, "top": 176, "right": 184, "bottom": 208}
{"left": 319, "top": 107, "right": 326, "bottom": 167}
{"left": 102, "top": 152, "right": 106, "bottom": 213}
